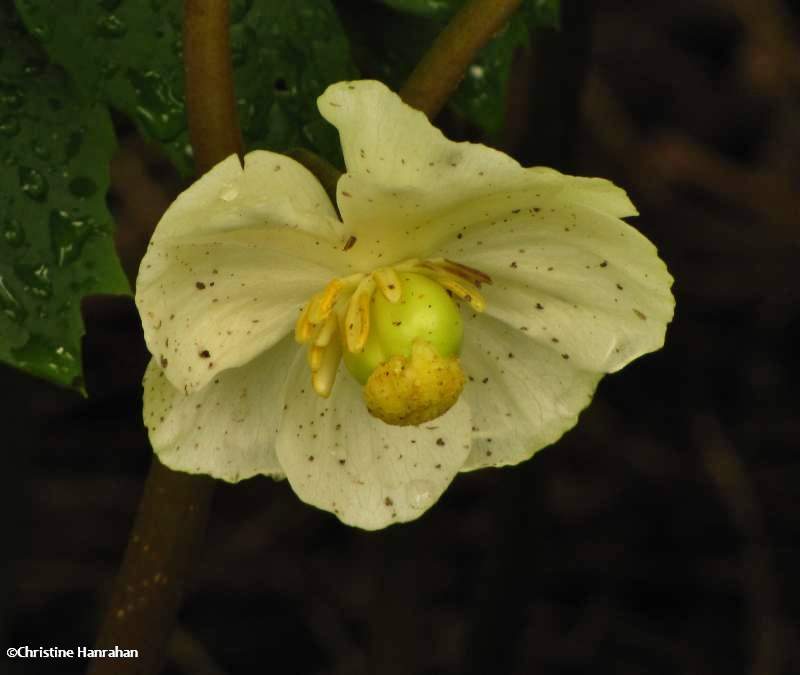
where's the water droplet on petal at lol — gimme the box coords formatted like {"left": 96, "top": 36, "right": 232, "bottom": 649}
{"left": 18, "top": 166, "right": 48, "bottom": 201}
{"left": 406, "top": 480, "right": 435, "bottom": 510}
{"left": 219, "top": 185, "right": 238, "bottom": 201}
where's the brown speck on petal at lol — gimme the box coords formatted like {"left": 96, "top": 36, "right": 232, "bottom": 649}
{"left": 195, "top": 281, "right": 206, "bottom": 289}
{"left": 634, "top": 309, "right": 647, "bottom": 320}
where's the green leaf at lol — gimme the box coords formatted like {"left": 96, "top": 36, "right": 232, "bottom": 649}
{"left": 14, "top": 0, "right": 358, "bottom": 175}
{"left": 360, "top": 0, "right": 560, "bottom": 136}
{"left": 0, "top": 8, "right": 129, "bottom": 392}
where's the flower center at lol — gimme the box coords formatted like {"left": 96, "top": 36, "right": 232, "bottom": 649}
{"left": 294, "top": 257, "right": 491, "bottom": 425}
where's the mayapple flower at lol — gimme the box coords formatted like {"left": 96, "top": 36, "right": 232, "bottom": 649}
{"left": 136, "top": 80, "right": 674, "bottom": 530}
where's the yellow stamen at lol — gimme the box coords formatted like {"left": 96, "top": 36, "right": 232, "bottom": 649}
{"left": 295, "top": 301, "right": 315, "bottom": 343}
{"left": 312, "top": 337, "right": 342, "bottom": 397}
{"left": 310, "top": 279, "right": 344, "bottom": 325}
{"left": 435, "top": 258, "right": 493, "bottom": 286}
{"left": 314, "top": 312, "right": 339, "bottom": 347}
{"left": 344, "top": 276, "right": 376, "bottom": 353}
{"left": 436, "top": 275, "right": 486, "bottom": 312}
{"left": 373, "top": 267, "right": 402, "bottom": 303}
{"left": 307, "top": 344, "right": 324, "bottom": 372}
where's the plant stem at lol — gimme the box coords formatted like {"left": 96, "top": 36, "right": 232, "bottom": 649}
{"left": 400, "top": 0, "right": 524, "bottom": 118}
{"left": 287, "top": 148, "right": 342, "bottom": 207}
{"left": 184, "top": 0, "right": 244, "bottom": 171}
{"left": 89, "top": 2, "right": 242, "bottom": 673}
{"left": 89, "top": 462, "right": 215, "bottom": 675}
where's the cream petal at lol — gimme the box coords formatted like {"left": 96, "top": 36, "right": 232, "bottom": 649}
{"left": 317, "top": 81, "right": 635, "bottom": 269}
{"left": 459, "top": 312, "right": 601, "bottom": 471}
{"left": 275, "top": 353, "right": 472, "bottom": 530}
{"left": 136, "top": 150, "right": 360, "bottom": 394}
{"left": 440, "top": 202, "right": 674, "bottom": 374}
{"left": 136, "top": 230, "right": 335, "bottom": 394}
{"left": 149, "top": 151, "right": 344, "bottom": 243}
{"left": 142, "top": 336, "right": 299, "bottom": 482}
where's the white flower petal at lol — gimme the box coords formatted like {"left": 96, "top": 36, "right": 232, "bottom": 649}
{"left": 142, "top": 336, "right": 299, "bottom": 482}
{"left": 276, "top": 352, "right": 472, "bottom": 530}
{"left": 317, "top": 81, "right": 636, "bottom": 269}
{"left": 460, "top": 312, "right": 601, "bottom": 471}
{"left": 440, "top": 202, "right": 674, "bottom": 374}
{"left": 136, "top": 150, "right": 358, "bottom": 394}
{"left": 149, "top": 151, "right": 344, "bottom": 243}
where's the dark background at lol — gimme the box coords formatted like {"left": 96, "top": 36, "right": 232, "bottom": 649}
{"left": 3, "top": 1, "right": 799, "bottom": 673}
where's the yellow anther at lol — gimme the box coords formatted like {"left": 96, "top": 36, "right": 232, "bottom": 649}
{"left": 312, "top": 337, "right": 342, "bottom": 398}
{"left": 311, "top": 279, "right": 344, "bottom": 325}
{"left": 436, "top": 275, "right": 486, "bottom": 312}
{"left": 295, "top": 301, "right": 315, "bottom": 343}
{"left": 373, "top": 267, "right": 403, "bottom": 303}
{"left": 345, "top": 276, "right": 375, "bottom": 353}
{"left": 314, "top": 313, "right": 338, "bottom": 347}
{"left": 434, "top": 258, "right": 493, "bottom": 286}
{"left": 307, "top": 344, "right": 324, "bottom": 372}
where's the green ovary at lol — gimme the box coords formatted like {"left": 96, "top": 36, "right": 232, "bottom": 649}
{"left": 343, "top": 273, "right": 466, "bottom": 426}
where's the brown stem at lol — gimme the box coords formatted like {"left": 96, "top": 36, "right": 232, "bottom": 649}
{"left": 400, "top": 0, "right": 524, "bottom": 118}
{"left": 89, "top": 462, "right": 215, "bottom": 675}
{"left": 89, "top": 2, "right": 242, "bottom": 673}
{"left": 184, "top": 0, "right": 244, "bottom": 171}
{"left": 287, "top": 148, "right": 342, "bottom": 208}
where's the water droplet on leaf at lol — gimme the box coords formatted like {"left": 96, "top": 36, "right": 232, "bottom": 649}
{"left": 49, "top": 209, "right": 95, "bottom": 266}
{"left": 0, "top": 275, "right": 27, "bottom": 322}
{"left": 14, "top": 262, "right": 52, "bottom": 298}
{"left": 31, "top": 139, "right": 50, "bottom": 160}
{"left": 18, "top": 166, "right": 48, "bottom": 201}
{"left": 12, "top": 335, "right": 79, "bottom": 383}
{"left": 3, "top": 218, "right": 26, "bottom": 247}
{"left": 96, "top": 13, "right": 127, "bottom": 38}
{"left": 0, "top": 116, "right": 20, "bottom": 137}
{"left": 128, "top": 70, "right": 186, "bottom": 142}
{"left": 0, "top": 83, "right": 24, "bottom": 110}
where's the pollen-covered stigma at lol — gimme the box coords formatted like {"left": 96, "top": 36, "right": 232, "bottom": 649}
{"left": 294, "top": 256, "right": 491, "bottom": 426}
